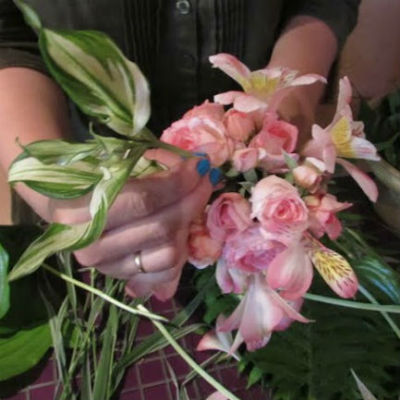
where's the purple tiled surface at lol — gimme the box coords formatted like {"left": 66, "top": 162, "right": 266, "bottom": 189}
{"left": 2, "top": 295, "right": 270, "bottom": 400}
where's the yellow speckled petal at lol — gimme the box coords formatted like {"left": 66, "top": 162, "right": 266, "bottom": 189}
{"left": 308, "top": 237, "right": 358, "bottom": 298}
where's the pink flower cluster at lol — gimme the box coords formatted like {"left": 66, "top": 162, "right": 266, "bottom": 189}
{"left": 161, "top": 53, "right": 380, "bottom": 354}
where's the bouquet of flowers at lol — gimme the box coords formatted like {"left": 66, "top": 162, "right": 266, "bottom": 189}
{"left": 3, "top": 2, "right": 395, "bottom": 399}
{"left": 157, "top": 53, "right": 380, "bottom": 353}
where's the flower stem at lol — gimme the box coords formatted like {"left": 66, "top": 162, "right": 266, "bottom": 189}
{"left": 140, "top": 305, "right": 240, "bottom": 400}
{"left": 42, "top": 264, "right": 167, "bottom": 322}
{"left": 305, "top": 292, "right": 400, "bottom": 314}
{"left": 43, "top": 263, "right": 239, "bottom": 400}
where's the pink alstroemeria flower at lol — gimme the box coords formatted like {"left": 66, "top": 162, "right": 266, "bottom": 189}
{"left": 196, "top": 315, "right": 240, "bottom": 361}
{"left": 302, "top": 77, "right": 380, "bottom": 201}
{"left": 305, "top": 193, "right": 352, "bottom": 240}
{"left": 221, "top": 225, "right": 286, "bottom": 274}
{"left": 209, "top": 53, "right": 326, "bottom": 113}
{"left": 218, "top": 274, "right": 310, "bottom": 352}
{"left": 267, "top": 233, "right": 359, "bottom": 300}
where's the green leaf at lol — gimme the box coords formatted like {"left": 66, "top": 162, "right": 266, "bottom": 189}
{"left": 0, "top": 322, "right": 51, "bottom": 381}
{"left": 0, "top": 243, "right": 9, "bottom": 320}
{"left": 351, "top": 370, "right": 378, "bottom": 400}
{"left": 9, "top": 157, "right": 101, "bottom": 199}
{"left": 93, "top": 304, "right": 118, "bottom": 400}
{"left": 13, "top": 0, "right": 42, "bottom": 32}
{"left": 21, "top": 139, "right": 100, "bottom": 165}
{"left": 0, "top": 226, "right": 50, "bottom": 337}
{"left": 246, "top": 366, "right": 263, "bottom": 388}
{"left": 39, "top": 28, "right": 150, "bottom": 136}
{"left": 8, "top": 154, "right": 143, "bottom": 282}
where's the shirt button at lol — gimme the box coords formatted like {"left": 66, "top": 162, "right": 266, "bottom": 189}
{"left": 181, "top": 53, "right": 196, "bottom": 68}
{"left": 176, "top": 0, "right": 191, "bottom": 15}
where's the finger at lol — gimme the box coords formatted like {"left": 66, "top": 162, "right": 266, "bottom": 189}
{"left": 125, "top": 250, "right": 187, "bottom": 299}
{"left": 152, "top": 270, "right": 182, "bottom": 301}
{"left": 74, "top": 175, "right": 212, "bottom": 267}
{"left": 104, "top": 156, "right": 210, "bottom": 230}
{"left": 95, "top": 231, "right": 187, "bottom": 279}
{"left": 144, "top": 148, "right": 182, "bottom": 168}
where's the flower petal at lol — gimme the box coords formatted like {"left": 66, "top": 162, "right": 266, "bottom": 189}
{"left": 290, "top": 74, "right": 327, "bottom": 87}
{"left": 197, "top": 316, "right": 241, "bottom": 361}
{"left": 337, "top": 158, "right": 378, "bottom": 202}
{"left": 267, "top": 243, "right": 313, "bottom": 300}
{"left": 206, "top": 391, "right": 228, "bottom": 400}
{"left": 307, "top": 236, "right": 358, "bottom": 298}
{"left": 209, "top": 53, "right": 251, "bottom": 89}
{"left": 214, "top": 90, "right": 242, "bottom": 106}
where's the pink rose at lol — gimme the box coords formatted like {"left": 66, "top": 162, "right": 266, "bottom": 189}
{"left": 231, "top": 147, "right": 259, "bottom": 172}
{"left": 249, "top": 112, "right": 298, "bottom": 173}
{"left": 184, "top": 100, "right": 225, "bottom": 120}
{"left": 251, "top": 176, "right": 308, "bottom": 245}
{"left": 221, "top": 225, "right": 286, "bottom": 273}
{"left": 188, "top": 213, "right": 223, "bottom": 269}
{"left": 161, "top": 116, "right": 232, "bottom": 166}
{"left": 223, "top": 109, "right": 255, "bottom": 142}
{"left": 305, "top": 194, "right": 351, "bottom": 240}
{"left": 207, "top": 193, "right": 252, "bottom": 241}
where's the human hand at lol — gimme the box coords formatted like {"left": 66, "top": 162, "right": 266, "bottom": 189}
{"left": 50, "top": 152, "right": 218, "bottom": 301}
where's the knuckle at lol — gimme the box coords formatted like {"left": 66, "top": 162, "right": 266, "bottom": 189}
{"left": 154, "top": 223, "right": 175, "bottom": 243}
{"left": 126, "top": 190, "right": 156, "bottom": 217}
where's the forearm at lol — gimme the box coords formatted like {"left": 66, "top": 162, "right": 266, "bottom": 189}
{"left": 267, "top": 16, "right": 338, "bottom": 142}
{"left": 0, "top": 67, "right": 71, "bottom": 220}
{"left": 269, "top": 15, "right": 338, "bottom": 108}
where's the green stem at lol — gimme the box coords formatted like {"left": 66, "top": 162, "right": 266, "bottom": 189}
{"left": 140, "top": 305, "right": 240, "bottom": 400}
{"left": 305, "top": 292, "right": 400, "bottom": 313}
{"left": 42, "top": 263, "right": 239, "bottom": 400}
{"left": 358, "top": 285, "right": 400, "bottom": 340}
{"left": 133, "top": 128, "right": 193, "bottom": 158}
{"left": 151, "top": 138, "right": 193, "bottom": 158}
{"left": 42, "top": 264, "right": 167, "bottom": 322}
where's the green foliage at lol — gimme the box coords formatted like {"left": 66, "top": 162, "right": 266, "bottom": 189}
{"left": 0, "top": 226, "right": 52, "bottom": 385}
{"left": 0, "top": 243, "right": 9, "bottom": 319}
{"left": 0, "top": 323, "right": 51, "bottom": 381}
{"left": 195, "top": 232, "right": 400, "bottom": 400}
{"left": 359, "top": 89, "right": 400, "bottom": 169}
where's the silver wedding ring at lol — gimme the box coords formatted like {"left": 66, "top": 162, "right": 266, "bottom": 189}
{"left": 133, "top": 251, "right": 146, "bottom": 273}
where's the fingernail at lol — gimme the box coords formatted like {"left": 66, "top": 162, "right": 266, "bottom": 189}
{"left": 193, "top": 151, "right": 208, "bottom": 157}
{"left": 209, "top": 168, "right": 222, "bottom": 186}
{"left": 196, "top": 158, "right": 211, "bottom": 176}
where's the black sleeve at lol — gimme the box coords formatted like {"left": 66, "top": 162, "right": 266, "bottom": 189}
{"left": 0, "top": 0, "right": 46, "bottom": 73}
{"left": 284, "top": 0, "right": 361, "bottom": 48}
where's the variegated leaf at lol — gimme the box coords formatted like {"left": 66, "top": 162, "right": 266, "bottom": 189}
{"left": 9, "top": 157, "right": 101, "bottom": 199}
{"left": 0, "top": 243, "right": 10, "bottom": 319}
{"left": 351, "top": 370, "right": 378, "bottom": 400}
{"left": 308, "top": 237, "right": 359, "bottom": 299}
{"left": 22, "top": 139, "right": 99, "bottom": 165}
{"left": 39, "top": 29, "right": 150, "bottom": 137}
{"left": 8, "top": 148, "right": 146, "bottom": 281}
